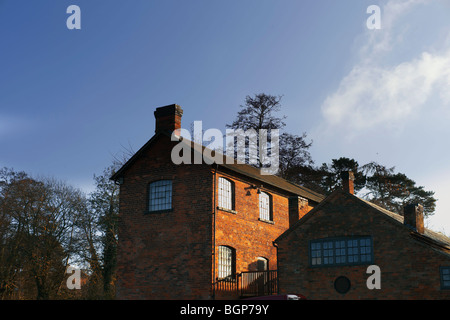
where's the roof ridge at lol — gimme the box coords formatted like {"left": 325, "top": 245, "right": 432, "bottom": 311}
{"left": 175, "top": 135, "right": 325, "bottom": 202}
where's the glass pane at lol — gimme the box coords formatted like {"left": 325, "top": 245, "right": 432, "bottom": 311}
{"left": 259, "top": 192, "right": 271, "bottom": 220}
{"left": 218, "top": 178, "right": 233, "bottom": 210}
{"left": 149, "top": 180, "right": 172, "bottom": 211}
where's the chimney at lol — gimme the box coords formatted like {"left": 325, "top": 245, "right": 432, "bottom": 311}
{"left": 154, "top": 104, "right": 183, "bottom": 134}
{"left": 341, "top": 171, "right": 355, "bottom": 195}
{"left": 403, "top": 203, "right": 424, "bottom": 234}
{"left": 288, "top": 196, "right": 309, "bottom": 227}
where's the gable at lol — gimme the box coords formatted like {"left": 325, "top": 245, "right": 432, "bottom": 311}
{"left": 275, "top": 189, "right": 450, "bottom": 256}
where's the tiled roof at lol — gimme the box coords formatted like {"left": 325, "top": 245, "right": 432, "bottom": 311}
{"left": 276, "top": 190, "right": 450, "bottom": 255}
{"left": 360, "top": 197, "right": 450, "bottom": 249}
{"left": 112, "top": 132, "right": 325, "bottom": 203}
{"left": 175, "top": 134, "right": 325, "bottom": 203}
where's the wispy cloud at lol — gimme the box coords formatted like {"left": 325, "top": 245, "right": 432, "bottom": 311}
{"left": 0, "top": 115, "right": 33, "bottom": 140}
{"left": 320, "top": 0, "right": 450, "bottom": 137}
{"left": 359, "top": 0, "right": 427, "bottom": 61}
{"left": 322, "top": 50, "right": 450, "bottom": 130}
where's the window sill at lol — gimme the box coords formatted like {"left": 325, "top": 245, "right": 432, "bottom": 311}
{"left": 258, "top": 218, "right": 274, "bottom": 224}
{"left": 145, "top": 208, "right": 173, "bottom": 214}
{"left": 217, "top": 206, "right": 237, "bottom": 214}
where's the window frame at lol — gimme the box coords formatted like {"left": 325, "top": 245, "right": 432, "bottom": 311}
{"left": 256, "top": 257, "right": 269, "bottom": 271}
{"left": 147, "top": 179, "right": 173, "bottom": 213}
{"left": 217, "top": 245, "right": 236, "bottom": 281}
{"left": 440, "top": 266, "right": 450, "bottom": 290}
{"left": 218, "top": 177, "right": 235, "bottom": 212}
{"left": 259, "top": 191, "right": 273, "bottom": 222}
{"left": 309, "top": 236, "right": 374, "bottom": 268}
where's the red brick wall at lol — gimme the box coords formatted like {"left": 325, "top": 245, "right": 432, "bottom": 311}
{"left": 213, "top": 170, "right": 293, "bottom": 284}
{"left": 116, "top": 135, "right": 213, "bottom": 299}
{"left": 277, "top": 191, "right": 450, "bottom": 299}
{"left": 116, "top": 133, "right": 317, "bottom": 299}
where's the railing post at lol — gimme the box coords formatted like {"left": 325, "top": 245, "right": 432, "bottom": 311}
{"left": 237, "top": 273, "right": 240, "bottom": 298}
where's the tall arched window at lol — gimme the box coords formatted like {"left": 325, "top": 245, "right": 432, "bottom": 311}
{"left": 218, "top": 177, "right": 234, "bottom": 211}
{"left": 218, "top": 245, "right": 236, "bottom": 280}
{"left": 259, "top": 191, "right": 272, "bottom": 221}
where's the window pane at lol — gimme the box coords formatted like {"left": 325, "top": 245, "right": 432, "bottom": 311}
{"left": 218, "top": 246, "right": 235, "bottom": 279}
{"left": 441, "top": 267, "right": 450, "bottom": 289}
{"left": 259, "top": 192, "right": 271, "bottom": 220}
{"left": 310, "top": 237, "right": 373, "bottom": 267}
{"left": 149, "top": 180, "right": 172, "bottom": 211}
{"left": 218, "top": 178, "right": 233, "bottom": 210}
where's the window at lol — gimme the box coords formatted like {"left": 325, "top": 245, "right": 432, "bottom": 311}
{"left": 310, "top": 236, "right": 373, "bottom": 267}
{"left": 441, "top": 267, "right": 450, "bottom": 289}
{"left": 259, "top": 192, "right": 272, "bottom": 221}
{"left": 218, "top": 246, "right": 236, "bottom": 280}
{"left": 257, "top": 257, "right": 269, "bottom": 271}
{"left": 218, "top": 177, "right": 234, "bottom": 211}
{"left": 148, "top": 180, "right": 172, "bottom": 212}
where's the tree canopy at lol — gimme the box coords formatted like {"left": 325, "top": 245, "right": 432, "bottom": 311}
{"left": 226, "top": 93, "right": 437, "bottom": 218}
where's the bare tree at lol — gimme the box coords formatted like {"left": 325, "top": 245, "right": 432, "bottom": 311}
{"left": 0, "top": 168, "right": 85, "bottom": 299}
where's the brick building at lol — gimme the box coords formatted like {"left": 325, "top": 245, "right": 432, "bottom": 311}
{"left": 275, "top": 172, "right": 450, "bottom": 299}
{"left": 111, "top": 104, "right": 324, "bottom": 299}
{"left": 112, "top": 104, "right": 450, "bottom": 300}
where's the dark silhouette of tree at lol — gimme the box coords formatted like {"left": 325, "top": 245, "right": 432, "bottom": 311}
{"left": 0, "top": 168, "right": 85, "bottom": 299}
{"left": 226, "top": 93, "right": 314, "bottom": 176}
{"left": 309, "top": 159, "right": 437, "bottom": 217}
{"left": 361, "top": 161, "right": 436, "bottom": 217}
{"left": 317, "top": 157, "right": 366, "bottom": 195}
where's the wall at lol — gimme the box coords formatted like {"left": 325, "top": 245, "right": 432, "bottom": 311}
{"left": 116, "top": 134, "right": 213, "bottom": 299}
{"left": 213, "top": 168, "right": 308, "bottom": 275}
{"left": 277, "top": 191, "right": 450, "bottom": 299}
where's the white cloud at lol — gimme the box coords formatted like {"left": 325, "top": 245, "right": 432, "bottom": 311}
{"left": 320, "top": 0, "right": 450, "bottom": 136}
{"left": 321, "top": 50, "right": 450, "bottom": 132}
{"left": 360, "top": 0, "right": 427, "bottom": 60}
{"left": 314, "top": 0, "right": 450, "bottom": 233}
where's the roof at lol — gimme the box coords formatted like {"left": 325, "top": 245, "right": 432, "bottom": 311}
{"left": 111, "top": 131, "right": 325, "bottom": 203}
{"left": 360, "top": 197, "right": 450, "bottom": 249}
{"left": 219, "top": 162, "right": 324, "bottom": 203}
{"left": 275, "top": 189, "right": 450, "bottom": 253}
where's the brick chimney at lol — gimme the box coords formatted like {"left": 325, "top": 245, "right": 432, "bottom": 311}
{"left": 341, "top": 171, "right": 355, "bottom": 195}
{"left": 288, "top": 196, "right": 309, "bottom": 227}
{"left": 154, "top": 104, "right": 183, "bottom": 134}
{"left": 403, "top": 203, "right": 424, "bottom": 234}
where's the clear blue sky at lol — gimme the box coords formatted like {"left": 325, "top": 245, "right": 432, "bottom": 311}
{"left": 1, "top": 0, "right": 450, "bottom": 232}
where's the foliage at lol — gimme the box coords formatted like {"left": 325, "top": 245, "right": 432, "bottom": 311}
{"left": 0, "top": 165, "right": 119, "bottom": 300}
{"left": 226, "top": 93, "right": 314, "bottom": 173}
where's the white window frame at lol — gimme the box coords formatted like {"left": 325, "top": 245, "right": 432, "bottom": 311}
{"left": 218, "top": 246, "right": 235, "bottom": 280}
{"left": 218, "top": 177, "right": 233, "bottom": 211}
{"left": 259, "top": 191, "right": 272, "bottom": 221}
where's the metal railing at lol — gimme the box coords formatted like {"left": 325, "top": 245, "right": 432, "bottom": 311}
{"left": 214, "top": 270, "right": 278, "bottom": 298}
{"left": 239, "top": 270, "right": 278, "bottom": 297}
{"left": 214, "top": 274, "right": 239, "bottom": 298}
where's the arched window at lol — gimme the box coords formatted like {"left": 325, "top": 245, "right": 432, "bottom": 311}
{"left": 218, "top": 245, "right": 236, "bottom": 280}
{"left": 218, "top": 177, "right": 234, "bottom": 211}
{"left": 259, "top": 191, "right": 272, "bottom": 221}
{"left": 257, "top": 257, "right": 269, "bottom": 271}
{"left": 148, "top": 180, "right": 172, "bottom": 212}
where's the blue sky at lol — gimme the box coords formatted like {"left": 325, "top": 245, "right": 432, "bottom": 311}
{"left": 1, "top": 0, "right": 450, "bottom": 232}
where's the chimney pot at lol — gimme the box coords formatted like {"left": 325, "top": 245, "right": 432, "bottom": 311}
{"left": 404, "top": 203, "right": 424, "bottom": 234}
{"left": 341, "top": 171, "right": 355, "bottom": 195}
{"left": 154, "top": 104, "right": 183, "bottom": 134}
